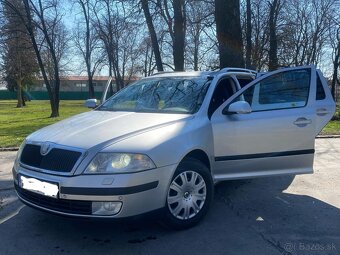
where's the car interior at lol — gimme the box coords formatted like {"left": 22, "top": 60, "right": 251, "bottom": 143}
{"left": 208, "top": 78, "right": 236, "bottom": 118}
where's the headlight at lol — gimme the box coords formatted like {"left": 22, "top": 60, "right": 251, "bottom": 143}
{"left": 14, "top": 140, "right": 26, "bottom": 170}
{"left": 84, "top": 153, "right": 156, "bottom": 174}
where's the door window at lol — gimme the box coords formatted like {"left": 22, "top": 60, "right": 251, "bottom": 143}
{"left": 208, "top": 78, "right": 235, "bottom": 118}
{"left": 237, "top": 77, "right": 254, "bottom": 88}
{"left": 232, "top": 69, "right": 311, "bottom": 112}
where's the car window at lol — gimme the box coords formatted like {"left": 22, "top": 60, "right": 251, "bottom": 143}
{"left": 232, "top": 69, "right": 311, "bottom": 112}
{"left": 97, "top": 77, "right": 211, "bottom": 114}
{"left": 208, "top": 78, "right": 235, "bottom": 118}
{"left": 237, "top": 77, "right": 253, "bottom": 88}
{"left": 316, "top": 74, "right": 326, "bottom": 100}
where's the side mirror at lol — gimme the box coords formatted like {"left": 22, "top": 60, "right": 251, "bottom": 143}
{"left": 223, "top": 101, "right": 252, "bottom": 115}
{"left": 85, "top": 99, "right": 97, "bottom": 108}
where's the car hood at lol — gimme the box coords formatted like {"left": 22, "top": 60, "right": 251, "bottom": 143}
{"left": 27, "top": 110, "right": 191, "bottom": 149}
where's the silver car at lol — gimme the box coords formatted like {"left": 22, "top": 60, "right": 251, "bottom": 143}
{"left": 13, "top": 66, "right": 335, "bottom": 229}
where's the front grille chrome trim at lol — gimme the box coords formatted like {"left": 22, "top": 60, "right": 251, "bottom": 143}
{"left": 19, "top": 141, "right": 86, "bottom": 176}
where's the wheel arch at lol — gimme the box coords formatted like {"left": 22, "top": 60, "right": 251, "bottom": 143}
{"left": 181, "top": 149, "right": 211, "bottom": 172}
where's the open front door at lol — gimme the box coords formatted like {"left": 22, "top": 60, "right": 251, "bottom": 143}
{"left": 101, "top": 77, "right": 113, "bottom": 103}
{"left": 211, "top": 66, "right": 319, "bottom": 181}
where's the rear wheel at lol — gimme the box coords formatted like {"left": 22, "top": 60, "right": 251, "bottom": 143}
{"left": 164, "top": 158, "right": 213, "bottom": 229}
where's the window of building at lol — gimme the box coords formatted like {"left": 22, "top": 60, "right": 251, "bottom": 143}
{"left": 75, "top": 83, "right": 87, "bottom": 88}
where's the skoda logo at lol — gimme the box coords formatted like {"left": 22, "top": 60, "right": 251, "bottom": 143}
{"left": 40, "top": 142, "right": 52, "bottom": 156}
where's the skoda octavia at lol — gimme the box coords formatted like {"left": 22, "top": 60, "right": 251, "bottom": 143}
{"left": 13, "top": 66, "right": 335, "bottom": 229}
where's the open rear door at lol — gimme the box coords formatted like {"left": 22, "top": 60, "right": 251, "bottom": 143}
{"left": 314, "top": 69, "right": 336, "bottom": 135}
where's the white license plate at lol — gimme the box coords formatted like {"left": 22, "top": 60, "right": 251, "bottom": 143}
{"left": 19, "top": 175, "right": 59, "bottom": 198}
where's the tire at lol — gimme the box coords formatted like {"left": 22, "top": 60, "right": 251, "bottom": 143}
{"left": 163, "top": 158, "right": 214, "bottom": 230}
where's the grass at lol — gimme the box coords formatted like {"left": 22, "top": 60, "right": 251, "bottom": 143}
{"left": 0, "top": 100, "right": 89, "bottom": 147}
{"left": 320, "top": 104, "right": 340, "bottom": 135}
{"left": 0, "top": 100, "right": 339, "bottom": 148}
{"left": 321, "top": 121, "right": 340, "bottom": 135}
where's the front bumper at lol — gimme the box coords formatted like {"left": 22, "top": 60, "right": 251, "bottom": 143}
{"left": 13, "top": 164, "right": 177, "bottom": 218}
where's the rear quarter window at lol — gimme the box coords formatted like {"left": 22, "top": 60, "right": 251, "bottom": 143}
{"left": 316, "top": 75, "right": 326, "bottom": 100}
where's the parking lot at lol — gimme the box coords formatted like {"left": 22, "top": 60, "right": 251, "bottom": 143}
{"left": 0, "top": 138, "right": 339, "bottom": 255}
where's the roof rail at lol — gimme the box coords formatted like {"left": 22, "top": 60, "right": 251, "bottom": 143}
{"left": 150, "top": 71, "right": 177, "bottom": 76}
{"left": 217, "top": 67, "right": 257, "bottom": 75}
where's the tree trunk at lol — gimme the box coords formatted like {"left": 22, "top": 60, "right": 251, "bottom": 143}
{"left": 214, "top": 0, "right": 244, "bottom": 68}
{"left": 16, "top": 79, "right": 23, "bottom": 108}
{"left": 21, "top": 0, "right": 59, "bottom": 117}
{"left": 193, "top": 38, "right": 199, "bottom": 71}
{"left": 50, "top": 68, "right": 60, "bottom": 117}
{"left": 173, "top": 0, "right": 186, "bottom": 71}
{"left": 246, "top": 0, "right": 252, "bottom": 69}
{"left": 148, "top": 50, "right": 154, "bottom": 76}
{"left": 47, "top": 79, "right": 60, "bottom": 118}
{"left": 141, "top": 0, "right": 164, "bottom": 72}
{"left": 21, "top": 88, "right": 26, "bottom": 106}
{"left": 79, "top": 0, "right": 95, "bottom": 99}
{"left": 331, "top": 36, "right": 340, "bottom": 100}
{"left": 144, "top": 43, "right": 149, "bottom": 77}
{"left": 88, "top": 73, "right": 95, "bottom": 98}
{"left": 50, "top": 97, "right": 59, "bottom": 118}
{"left": 108, "top": 64, "right": 114, "bottom": 96}
{"left": 268, "top": 0, "right": 280, "bottom": 71}
{"left": 193, "top": 23, "right": 200, "bottom": 71}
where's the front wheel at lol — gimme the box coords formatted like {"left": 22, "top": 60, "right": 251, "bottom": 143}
{"left": 163, "top": 158, "right": 213, "bottom": 229}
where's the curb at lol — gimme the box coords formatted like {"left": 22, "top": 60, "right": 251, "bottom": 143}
{"left": 0, "top": 147, "right": 19, "bottom": 152}
{"left": 316, "top": 135, "right": 340, "bottom": 139}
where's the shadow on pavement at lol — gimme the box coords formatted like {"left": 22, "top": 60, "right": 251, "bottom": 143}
{"left": 0, "top": 175, "right": 339, "bottom": 255}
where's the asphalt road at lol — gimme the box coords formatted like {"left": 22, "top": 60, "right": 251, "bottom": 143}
{"left": 0, "top": 139, "right": 339, "bottom": 255}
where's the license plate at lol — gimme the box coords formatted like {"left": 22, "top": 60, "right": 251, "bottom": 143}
{"left": 19, "top": 175, "right": 59, "bottom": 198}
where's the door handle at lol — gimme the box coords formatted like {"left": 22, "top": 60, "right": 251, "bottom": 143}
{"left": 316, "top": 108, "right": 329, "bottom": 116}
{"left": 294, "top": 117, "right": 312, "bottom": 127}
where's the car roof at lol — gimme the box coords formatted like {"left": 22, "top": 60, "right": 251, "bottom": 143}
{"left": 149, "top": 68, "right": 257, "bottom": 79}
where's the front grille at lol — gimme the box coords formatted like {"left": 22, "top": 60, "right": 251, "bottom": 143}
{"left": 20, "top": 144, "right": 82, "bottom": 172}
{"left": 16, "top": 184, "right": 92, "bottom": 215}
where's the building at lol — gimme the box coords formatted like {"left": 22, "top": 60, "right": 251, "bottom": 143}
{"left": 0, "top": 76, "right": 138, "bottom": 100}
{"left": 31, "top": 76, "right": 113, "bottom": 93}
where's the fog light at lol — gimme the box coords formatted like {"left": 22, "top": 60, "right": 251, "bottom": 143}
{"left": 92, "top": 201, "right": 122, "bottom": 216}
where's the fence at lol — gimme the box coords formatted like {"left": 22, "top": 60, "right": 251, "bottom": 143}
{"left": 0, "top": 91, "right": 102, "bottom": 100}
{"left": 1, "top": 87, "right": 339, "bottom": 102}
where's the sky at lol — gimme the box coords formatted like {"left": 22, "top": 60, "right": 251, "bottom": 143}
{"left": 59, "top": 0, "right": 337, "bottom": 78}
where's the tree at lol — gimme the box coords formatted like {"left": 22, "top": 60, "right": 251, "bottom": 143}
{"left": 41, "top": 21, "right": 70, "bottom": 83}
{"left": 74, "top": 0, "right": 102, "bottom": 99}
{"left": 186, "top": 0, "right": 215, "bottom": 71}
{"left": 157, "top": 0, "right": 186, "bottom": 71}
{"left": 1, "top": 0, "right": 68, "bottom": 117}
{"left": 214, "top": 0, "right": 244, "bottom": 68}
{"left": 172, "top": 0, "right": 186, "bottom": 71}
{"left": 245, "top": 0, "right": 252, "bottom": 68}
{"left": 278, "top": 0, "right": 336, "bottom": 67}
{"left": 268, "top": 0, "right": 280, "bottom": 71}
{"left": 141, "top": 0, "right": 163, "bottom": 72}
{"left": 247, "top": 0, "right": 269, "bottom": 70}
{"left": 1, "top": 0, "right": 38, "bottom": 107}
{"left": 93, "top": 0, "right": 140, "bottom": 91}
{"left": 331, "top": 27, "right": 340, "bottom": 99}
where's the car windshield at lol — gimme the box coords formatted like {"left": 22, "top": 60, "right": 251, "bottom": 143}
{"left": 97, "top": 76, "right": 211, "bottom": 114}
